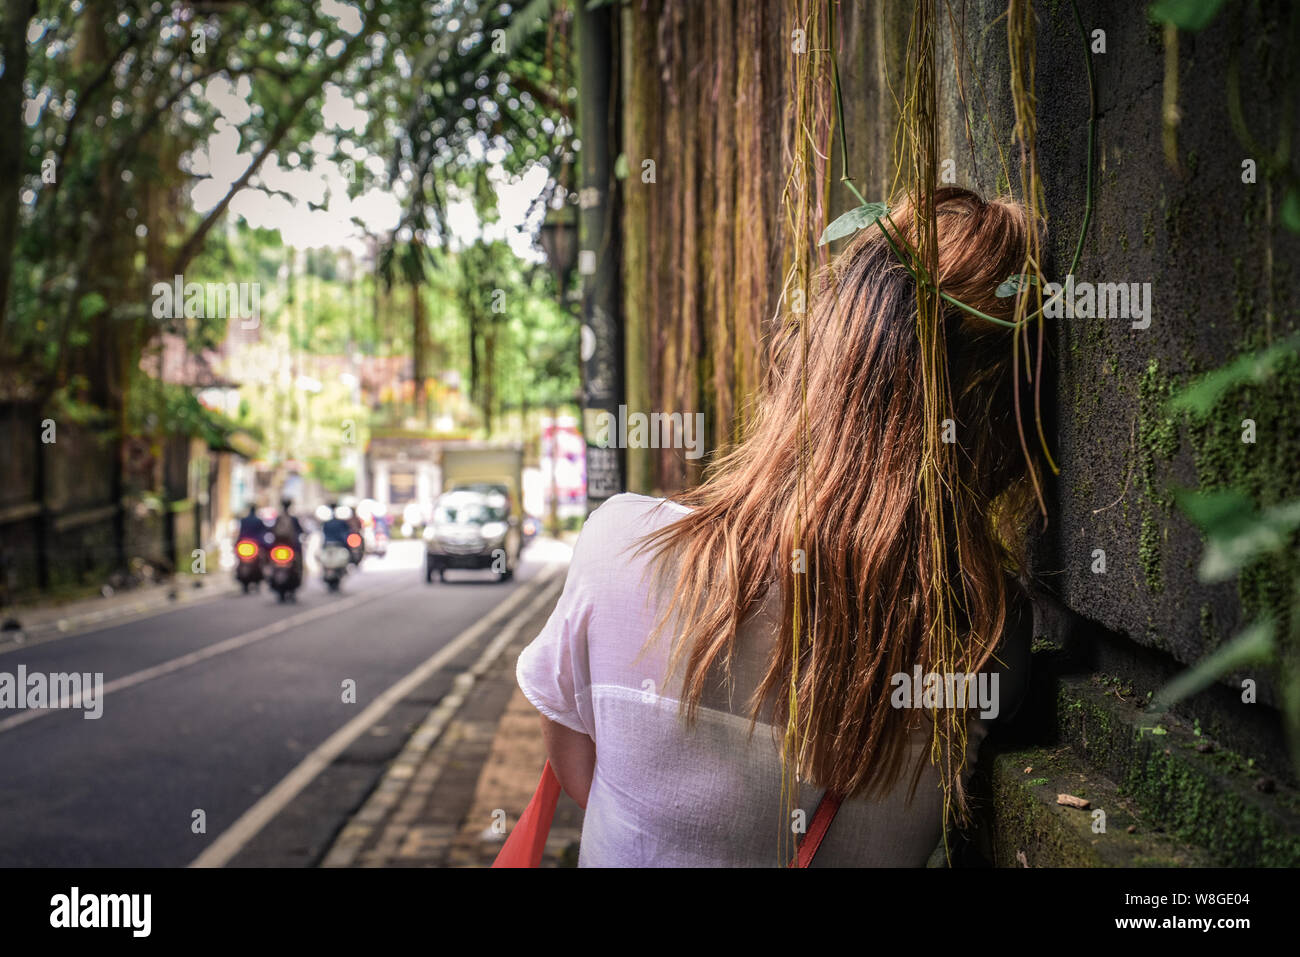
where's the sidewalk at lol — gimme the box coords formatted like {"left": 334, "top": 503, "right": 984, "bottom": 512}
{"left": 321, "top": 570, "right": 585, "bottom": 868}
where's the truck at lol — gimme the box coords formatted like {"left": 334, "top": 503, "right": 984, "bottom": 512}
{"left": 422, "top": 444, "right": 526, "bottom": 583}
{"left": 440, "top": 444, "right": 524, "bottom": 513}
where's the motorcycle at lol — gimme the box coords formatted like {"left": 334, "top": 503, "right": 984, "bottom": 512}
{"left": 345, "top": 530, "right": 364, "bottom": 567}
{"left": 234, "top": 537, "right": 264, "bottom": 592}
{"left": 320, "top": 540, "right": 351, "bottom": 593}
{"left": 268, "top": 541, "right": 302, "bottom": 602}
{"left": 363, "top": 520, "right": 389, "bottom": 558}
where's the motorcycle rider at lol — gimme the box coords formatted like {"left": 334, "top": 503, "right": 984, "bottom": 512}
{"left": 271, "top": 498, "right": 305, "bottom": 579}
{"left": 319, "top": 502, "right": 354, "bottom": 591}
{"left": 234, "top": 502, "right": 269, "bottom": 591}
{"left": 340, "top": 497, "right": 365, "bottom": 565}
{"left": 238, "top": 503, "right": 267, "bottom": 542}
{"left": 321, "top": 503, "right": 350, "bottom": 546}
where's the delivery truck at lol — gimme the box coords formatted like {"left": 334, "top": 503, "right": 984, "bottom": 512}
{"left": 423, "top": 444, "right": 525, "bottom": 583}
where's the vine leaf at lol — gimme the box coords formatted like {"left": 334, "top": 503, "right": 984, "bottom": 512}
{"left": 1167, "top": 332, "right": 1300, "bottom": 416}
{"left": 1148, "top": 0, "right": 1227, "bottom": 32}
{"left": 818, "top": 202, "right": 889, "bottom": 246}
{"left": 1172, "top": 487, "right": 1300, "bottom": 582}
{"left": 1282, "top": 187, "right": 1300, "bottom": 234}
{"left": 995, "top": 274, "right": 1038, "bottom": 298}
{"left": 1148, "top": 620, "right": 1275, "bottom": 715}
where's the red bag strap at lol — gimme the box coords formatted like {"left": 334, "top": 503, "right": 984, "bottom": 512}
{"left": 492, "top": 760, "right": 563, "bottom": 868}
{"left": 495, "top": 761, "right": 844, "bottom": 867}
{"left": 788, "top": 789, "right": 843, "bottom": 868}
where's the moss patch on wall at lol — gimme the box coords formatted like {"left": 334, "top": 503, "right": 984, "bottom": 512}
{"left": 1183, "top": 350, "right": 1300, "bottom": 641}
{"left": 983, "top": 746, "right": 1215, "bottom": 867}
{"left": 1055, "top": 676, "right": 1300, "bottom": 866}
{"left": 1134, "top": 359, "right": 1179, "bottom": 595}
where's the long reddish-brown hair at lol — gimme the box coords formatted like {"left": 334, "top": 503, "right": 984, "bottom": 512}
{"left": 636, "top": 186, "right": 1040, "bottom": 811}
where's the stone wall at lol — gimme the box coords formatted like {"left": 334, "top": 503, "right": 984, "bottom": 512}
{"left": 615, "top": 0, "right": 1300, "bottom": 863}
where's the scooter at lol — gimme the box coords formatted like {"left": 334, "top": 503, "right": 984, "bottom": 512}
{"left": 268, "top": 542, "right": 302, "bottom": 602}
{"left": 363, "top": 521, "right": 389, "bottom": 558}
{"left": 345, "top": 530, "right": 364, "bottom": 568}
{"left": 234, "top": 538, "right": 264, "bottom": 592}
{"left": 320, "top": 540, "right": 351, "bottom": 593}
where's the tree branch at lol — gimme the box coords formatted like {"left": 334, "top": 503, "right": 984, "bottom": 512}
{"left": 169, "top": 29, "right": 371, "bottom": 275}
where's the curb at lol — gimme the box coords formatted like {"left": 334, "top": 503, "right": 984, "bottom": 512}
{"left": 320, "top": 572, "right": 565, "bottom": 867}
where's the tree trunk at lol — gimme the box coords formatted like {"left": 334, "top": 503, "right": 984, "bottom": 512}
{"left": 483, "top": 317, "right": 496, "bottom": 436}
{"left": 0, "top": 0, "right": 37, "bottom": 335}
{"left": 412, "top": 267, "right": 427, "bottom": 425}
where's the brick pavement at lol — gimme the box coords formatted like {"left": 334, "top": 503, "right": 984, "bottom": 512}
{"left": 321, "top": 576, "right": 584, "bottom": 868}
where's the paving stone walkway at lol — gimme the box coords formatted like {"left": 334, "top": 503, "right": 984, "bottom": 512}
{"left": 321, "top": 581, "right": 584, "bottom": 868}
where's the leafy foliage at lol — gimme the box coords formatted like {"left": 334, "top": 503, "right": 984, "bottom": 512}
{"left": 127, "top": 381, "right": 260, "bottom": 452}
{"left": 309, "top": 455, "right": 355, "bottom": 495}
{"left": 5, "top": 0, "right": 572, "bottom": 422}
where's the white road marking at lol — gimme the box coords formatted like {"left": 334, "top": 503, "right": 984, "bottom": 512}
{"left": 189, "top": 564, "right": 564, "bottom": 868}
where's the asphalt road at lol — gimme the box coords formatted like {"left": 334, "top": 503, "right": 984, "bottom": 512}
{"left": 0, "top": 539, "right": 554, "bottom": 867}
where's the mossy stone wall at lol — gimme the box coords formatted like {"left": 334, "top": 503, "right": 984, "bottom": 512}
{"left": 914, "top": 2, "right": 1300, "bottom": 731}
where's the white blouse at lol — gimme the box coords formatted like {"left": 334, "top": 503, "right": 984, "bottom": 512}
{"left": 516, "top": 492, "right": 1012, "bottom": 867}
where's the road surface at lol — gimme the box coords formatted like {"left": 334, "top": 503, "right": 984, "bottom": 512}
{"left": 0, "top": 540, "right": 557, "bottom": 867}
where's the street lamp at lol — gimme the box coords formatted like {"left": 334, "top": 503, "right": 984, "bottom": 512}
{"left": 538, "top": 206, "right": 578, "bottom": 300}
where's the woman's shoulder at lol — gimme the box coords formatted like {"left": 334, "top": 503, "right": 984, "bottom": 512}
{"left": 597, "top": 491, "right": 692, "bottom": 515}
{"left": 565, "top": 492, "right": 691, "bottom": 572}
{"left": 584, "top": 492, "right": 692, "bottom": 535}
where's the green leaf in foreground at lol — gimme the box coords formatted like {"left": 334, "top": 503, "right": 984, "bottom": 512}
{"left": 995, "top": 274, "right": 1038, "bottom": 298}
{"left": 1148, "top": 0, "right": 1227, "bottom": 32}
{"left": 78, "top": 292, "right": 108, "bottom": 320}
{"left": 1168, "top": 333, "right": 1300, "bottom": 417}
{"left": 818, "top": 202, "right": 890, "bottom": 246}
{"left": 1173, "top": 488, "right": 1300, "bottom": 582}
{"left": 1148, "top": 620, "right": 1275, "bottom": 715}
{"left": 1282, "top": 187, "right": 1300, "bottom": 234}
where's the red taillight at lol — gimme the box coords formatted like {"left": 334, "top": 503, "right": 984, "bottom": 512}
{"left": 347, "top": 533, "right": 362, "bottom": 548}
{"left": 236, "top": 540, "right": 258, "bottom": 560}
{"left": 270, "top": 545, "right": 294, "bottom": 564}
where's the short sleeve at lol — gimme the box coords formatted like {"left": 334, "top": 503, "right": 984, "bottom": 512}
{"left": 515, "top": 522, "right": 602, "bottom": 738}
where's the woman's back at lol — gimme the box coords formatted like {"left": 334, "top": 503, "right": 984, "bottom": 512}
{"left": 517, "top": 492, "right": 1026, "bottom": 866}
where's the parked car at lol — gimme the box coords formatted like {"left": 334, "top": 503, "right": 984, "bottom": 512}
{"left": 423, "top": 489, "right": 521, "bottom": 583}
